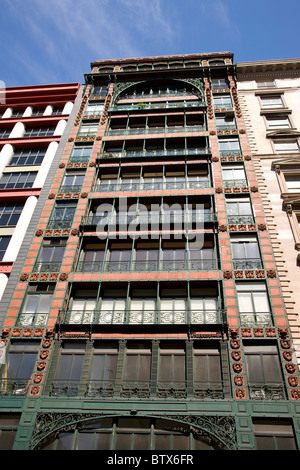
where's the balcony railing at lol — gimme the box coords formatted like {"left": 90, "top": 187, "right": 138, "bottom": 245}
{"left": 223, "top": 179, "right": 247, "bottom": 188}
{"left": 239, "top": 312, "right": 273, "bottom": 328}
{"left": 16, "top": 313, "right": 48, "bottom": 327}
{"left": 219, "top": 150, "right": 242, "bottom": 157}
{"left": 76, "top": 259, "right": 218, "bottom": 273}
{"left": 216, "top": 125, "right": 237, "bottom": 131}
{"left": 232, "top": 258, "right": 263, "bottom": 270}
{"left": 107, "top": 125, "right": 206, "bottom": 136}
{"left": 226, "top": 215, "right": 254, "bottom": 225}
{"left": 47, "top": 219, "right": 74, "bottom": 229}
{"left": 0, "top": 379, "right": 29, "bottom": 396}
{"left": 109, "top": 100, "right": 206, "bottom": 112}
{"left": 58, "top": 185, "right": 83, "bottom": 194}
{"left": 58, "top": 308, "right": 226, "bottom": 326}
{"left": 32, "top": 262, "right": 62, "bottom": 273}
{"left": 47, "top": 379, "right": 227, "bottom": 399}
{"left": 248, "top": 382, "right": 286, "bottom": 400}
{"left": 93, "top": 179, "right": 211, "bottom": 193}
{"left": 81, "top": 211, "right": 217, "bottom": 227}
{"left": 100, "top": 147, "right": 211, "bottom": 160}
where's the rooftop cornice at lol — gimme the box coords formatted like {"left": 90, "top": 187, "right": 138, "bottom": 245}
{"left": 236, "top": 58, "right": 300, "bottom": 79}
{"left": 90, "top": 51, "right": 234, "bottom": 67}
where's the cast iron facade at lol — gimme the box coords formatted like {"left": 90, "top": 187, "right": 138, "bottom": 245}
{"left": 0, "top": 53, "right": 299, "bottom": 451}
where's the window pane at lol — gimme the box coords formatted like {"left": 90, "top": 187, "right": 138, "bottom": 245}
{"left": 253, "top": 292, "right": 270, "bottom": 313}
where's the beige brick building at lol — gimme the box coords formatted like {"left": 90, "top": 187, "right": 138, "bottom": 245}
{"left": 237, "top": 58, "right": 300, "bottom": 365}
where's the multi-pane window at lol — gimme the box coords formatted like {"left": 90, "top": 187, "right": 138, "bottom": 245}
{"left": 211, "top": 78, "right": 228, "bottom": 89}
{"left": 48, "top": 202, "right": 76, "bottom": 229}
{"left": 266, "top": 116, "right": 290, "bottom": 129}
{"left": 222, "top": 164, "right": 247, "bottom": 187}
{"left": 158, "top": 344, "right": 186, "bottom": 394}
{"left": 9, "top": 148, "right": 46, "bottom": 166}
{"left": 3, "top": 341, "right": 40, "bottom": 394}
{"left": 260, "top": 96, "right": 283, "bottom": 108}
{"left": 91, "top": 86, "right": 108, "bottom": 96}
{"left": 60, "top": 171, "right": 85, "bottom": 192}
{"left": 46, "top": 338, "right": 227, "bottom": 403}
{"left": 53, "top": 342, "right": 86, "bottom": 396}
{"left": 78, "top": 123, "right": 98, "bottom": 136}
{"left": 69, "top": 289, "right": 97, "bottom": 324}
{"left": 236, "top": 282, "right": 272, "bottom": 327}
{"left": 215, "top": 114, "right": 236, "bottom": 129}
{"left": 80, "top": 243, "right": 106, "bottom": 272}
{"left": 24, "top": 126, "right": 55, "bottom": 137}
{"left": 273, "top": 140, "right": 300, "bottom": 154}
{"left": 66, "top": 282, "right": 221, "bottom": 326}
{"left": 253, "top": 419, "right": 297, "bottom": 450}
{"left": 193, "top": 344, "right": 223, "bottom": 397}
{"left": 213, "top": 94, "right": 232, "bottom": 108}
{"left": 219, "top": 137, "right": 241, "bottom": 154}
{"left": 0, "top": 171, "right": 37, "bottom": 189}
{"left": 35, "top": 240, "right": 66, "bottom": 272}
{"left": 123, "top": 343, "right": 151, "bottom": 391}
{"left": 89, "top": 344, "right": 118, "bottom": 396}
{"left": 244, "top": 343, "right": 285, "bottom": 400}
{"left": 0, "top": 203, "right": 23, "bottom": 226}
{"left": 284, "top": 174, "right": 300, "bottom": 192}
{"left": 119, "top": 84, "right": 198, "bottom": 99}
{"left": 0, "top": 236, "right": 10, "bottom": 260}
{"left": 69, "top": 145, "right": 93, "bottom": 163}
{"left": 42, "top": 416, "right": 225, "bottom": 450}
{"left": 84, "top": 103, "right": 104, "bottom": 116}
{"left": 18, "top": 284, "right": 55, "bottom": 327}
{"left": 231, "top": 235, "right": 262, "bottom": 269}
{"left": 129, "top": 288, "right": 156, "bottom": 324}
{"left": 226, "top": 197, "right": 254, "bottom": 224}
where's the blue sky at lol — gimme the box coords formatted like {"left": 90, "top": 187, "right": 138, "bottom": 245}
{"left": 1, "top": 0, "right": 299, "bottom": 87}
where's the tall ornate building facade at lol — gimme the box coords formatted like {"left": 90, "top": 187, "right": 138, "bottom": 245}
{"left": 0, "top": 53, "right": 299, "bottom": 451}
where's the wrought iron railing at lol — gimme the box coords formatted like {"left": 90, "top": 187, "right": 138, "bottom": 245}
{"left": 99, "top": 147, "right": 211, "bottom": 159}
{"left": 57, "top": 308, "right": 226, "bottom": 326}
{"left": 76, "top": 259, "right": 218, "bottom": 273}
{"left": 213, "top": 103, "right": 234, "bottom": 110}
{"left": 58, "top": 185, "right": 83, "bottom": 194}
{"left": 32, "top": 262, "right": 62, "bottom": 273}
{"left": 248, "top": 383, "right": 286, "bottom": 400}
{"left": 94, "top": 179, "right": 211, "bottom": 193}
{"left": 68, "top": 155, "right": 90, "bottom": 164}
{"left": 239, "top": 312, "right": 273, "bottom": 328}
{"left": 76, "top": 131, "right": 97, "bottom": 138}
{"left": 0, "top": 379, "right": 29, "bottom": 396}
{"left": 219, "top": 150, "right": 242, "bottom": 157}
{"left": 47, "top": 379, "right": 227, "bottom": 399}
{"left": 81, "top": 211, "right": 217, "bottom": 227}
{"left": 223, "top": 179, "right": 247, "bottom": 188}
{"left": 109, "top": 101, "right": 206, "bottom": 112}
{"left": 227, "top": 215, "right": 255, "bottom": 225}
{"left": 16, "top": 313, "right": 48, "bottom": 327}
{"left": 107, "top": 125, "right": 206, "bottom": 136}
{"left": 46, "top": 219, "right": 74, "bottom": 229}
{"left": 232, "top": 258, "right": 263, "bottom": 270}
